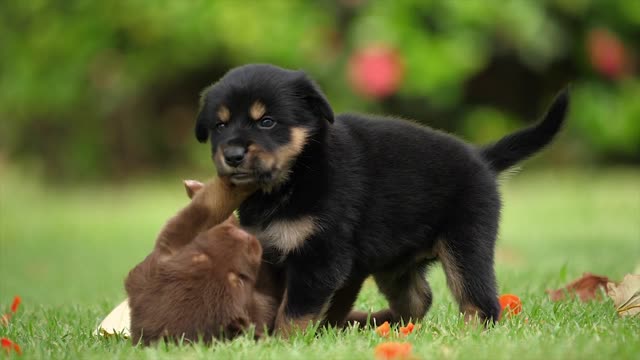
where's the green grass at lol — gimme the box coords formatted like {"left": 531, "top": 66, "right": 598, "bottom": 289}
{"left": 1, "top": 166, "right": 639, "bottom": 359}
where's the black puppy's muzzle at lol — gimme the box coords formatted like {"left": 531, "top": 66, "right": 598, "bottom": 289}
{"left": 222, "top": 145, "right": 246, "bottom": 167}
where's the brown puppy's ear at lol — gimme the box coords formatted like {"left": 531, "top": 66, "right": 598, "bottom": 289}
{"left": 183, "top": 179, "right": 205, "bottom": 199}
{"left": 293, "top": 72, "right": 334, "bottom": 124}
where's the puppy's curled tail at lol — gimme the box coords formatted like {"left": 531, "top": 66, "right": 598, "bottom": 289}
{"left": 479, "top": 87, "right": 570, "bottom": 173}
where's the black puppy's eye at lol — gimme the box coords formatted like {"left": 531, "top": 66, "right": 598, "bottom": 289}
{"left": 215, "top": 122, "right": 227, "bottom": 132}
{"left": 258, "top": 117, "right": 276, "bottom": 129}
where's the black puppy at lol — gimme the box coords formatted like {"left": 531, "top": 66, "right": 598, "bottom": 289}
{"left": 194, "top": 64, "right": 569, "bottom": 333}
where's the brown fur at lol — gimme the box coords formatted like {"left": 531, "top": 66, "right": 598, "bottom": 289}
{"left": 125, "top": 179, "right": 283, "bottom": 345}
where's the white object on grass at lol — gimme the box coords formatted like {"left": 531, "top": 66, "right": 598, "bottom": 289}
{"left": 95, "top": 299, "right": 131, "bottom": 337}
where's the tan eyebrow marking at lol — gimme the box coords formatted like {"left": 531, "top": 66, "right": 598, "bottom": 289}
{"left": 217, "top": 105, "right": 230, "bottom": 123}
{"left": 249, "top": 101, "right": 266, "bottom": 121}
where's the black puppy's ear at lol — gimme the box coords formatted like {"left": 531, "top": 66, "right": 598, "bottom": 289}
{"left": 195, "top": 111, "right": 209, "bottom": 143}
{"left": 195, "top": 86, "right": 213, "bottom": 143}
{"left": 293, "top": 72, "right": 334, "bottom": 124}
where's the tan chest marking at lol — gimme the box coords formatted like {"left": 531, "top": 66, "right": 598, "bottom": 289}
{"left": 247, "top": 216, "right": 318, "bottom": 254}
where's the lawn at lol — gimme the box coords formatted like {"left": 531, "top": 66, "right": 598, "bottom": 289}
{"left": 1, "top": 166, "right": 639, "bottom": 359}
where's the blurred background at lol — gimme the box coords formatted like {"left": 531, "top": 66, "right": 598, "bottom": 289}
{"left": 0, "top": 0, "right": 638, "bottom": 307}
{"left": 1, "top": 0, "right": 639, "bottom": 180}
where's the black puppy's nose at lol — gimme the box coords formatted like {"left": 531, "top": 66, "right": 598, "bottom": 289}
{"left": 223, "top": 146, "right": 246, "bottom": 167}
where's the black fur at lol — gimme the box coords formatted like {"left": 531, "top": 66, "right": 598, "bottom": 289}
{"left": 481, "top": 88, "right": 569, "bottom": 172}
{"left": 195, "top": 64, "right": 569, "bottom": 326}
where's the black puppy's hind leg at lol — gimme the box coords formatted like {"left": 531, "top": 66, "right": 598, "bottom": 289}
{"left": 436, "top": 221, "right": 501, "bottom": 324}
{"left": 360, "top": 261, "right": 433, "bottom": 325}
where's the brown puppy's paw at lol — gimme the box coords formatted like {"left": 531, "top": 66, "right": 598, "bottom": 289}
{"left": 183, "top": 179, "right": 204, "bottom": 199}
{"left": 274, "top": 315, "right": 315, "bottom": 338}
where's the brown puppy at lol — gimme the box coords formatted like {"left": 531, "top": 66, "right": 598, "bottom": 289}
{"left": 125, "top": 178, "right": 282, "bottom": 345}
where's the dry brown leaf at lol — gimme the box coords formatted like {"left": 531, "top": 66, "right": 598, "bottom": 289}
{"left": 607, "top": 274, "right": 640, "bottom": 317}
{"left": 546, "top": 272, "right": 610, "bottom": 302}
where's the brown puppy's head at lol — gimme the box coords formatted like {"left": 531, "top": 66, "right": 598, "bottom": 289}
{"left": 126, "top": 215, "right": 263, "bottom": 344}
{"left": 194, "top": 64, "right": 334, "bottom": 189}
{"left": 172, "top": 217, "right": 262, "bottom": 338}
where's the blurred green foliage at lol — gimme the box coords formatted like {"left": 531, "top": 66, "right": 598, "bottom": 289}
{"left": 0, "top": 0, "right": 638, "bottom": 180}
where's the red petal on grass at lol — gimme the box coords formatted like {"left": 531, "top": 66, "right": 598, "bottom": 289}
{"left": 374, "top": 342, "right": 412, "bottom": 360}
{"left": 11, "top": 296, "right": 21, "bottom": 313}
{"left": 499, "top": 294, "right": 522, "bottom": 318}
{"left": 1, "top": 337, "right": 22, "bottom": 355}
{"left": 546, "top": 273, "right": 610, "bottom": 302}
{"left": 2, "top": 338, "right": 12, "bottom": 354}
{"left": 375, "top": 321, "right": 391, "bottom": 337}
{"left": 399, "top": 322, "right": 415, "bottom": 336}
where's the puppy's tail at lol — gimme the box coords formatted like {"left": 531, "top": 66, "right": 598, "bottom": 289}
{"left": 479, "top": 87, "right": 569, "bottom": 173}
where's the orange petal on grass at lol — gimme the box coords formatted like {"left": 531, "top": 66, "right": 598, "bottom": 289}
{"left": 1, "top": 337, "right": 22, "bottom": 355}
{"left": 399, "top": 322, "right": 415, "bottom": 336}
{"left": 10, "top": 296, "right": 21, "bottom": 313}
{"left": 14, "top": 343, "right": 22, "bottom": 355}
{"left": 499, "top": 294, "right": 522, "bottom": 318}
{"left": 374, "top": 342, "right": 412, "bottom": 360}
{"left": 375, "top": 321, "right": 391, "bottom": 337}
